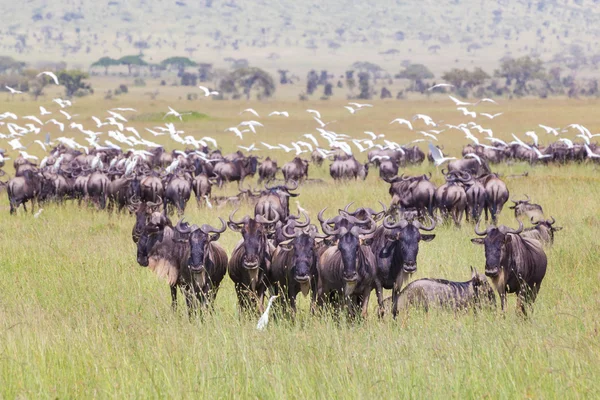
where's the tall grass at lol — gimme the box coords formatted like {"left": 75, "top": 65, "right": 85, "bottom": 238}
{"left": 0, "top": 96, "right": 599, "bottom": 397}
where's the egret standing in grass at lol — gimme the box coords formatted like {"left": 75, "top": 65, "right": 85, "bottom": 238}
{"left": 256, "top": 295, "right": 278, "bottom": 331}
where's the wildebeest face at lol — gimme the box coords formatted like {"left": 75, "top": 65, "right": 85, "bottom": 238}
{"left": 242, "top": 220, "right": 265, "bottom": 269}
{"left": 189, "top": 230, "right": 209, "bottom": 272}
{"left": 471, "top": 229, "right": 507, "bottom": 277}
{"left": 338, "top": 232, "right": 360, "bottom": 283}
{"left": 292, "top": 233, "right": 314, "bottom": 283}
{"left": 382, "top": 224, "right": 435, "bottom": 273}
{"left": 136, "top": 229, "right": 162, "bottom": 267}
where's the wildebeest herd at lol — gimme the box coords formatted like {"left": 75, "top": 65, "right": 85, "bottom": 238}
{"left": 1, "top": 142, "right": 563, "bottom": 320}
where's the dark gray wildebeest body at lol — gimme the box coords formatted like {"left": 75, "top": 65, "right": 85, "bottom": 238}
{"left": 258, "top": 157, "right": 278, "bottom": 184}
{"left": 140, "top": 173, "right": 164, "bottom": 203}
{"left": 172, "top": 218, "right": 228, "bottom": 309}
{"left": 227, "top": 209, "right": 280, "bottom": 314}
{"left": 386, "top": 174, "right": 436, "bottom": 218}
{"left": 434, "top": 173, "right": 467, "bottom": 227}
{"left": 394, "top": 268, "right": 496, "bottom": 313}
{"left": 520, "top": 217, "right": 562, "bottom": 247}
{"left": 465, "top": 178, "right": 487, "bottom": 223}
{"left": 471, "top": 220, "right": 547, "bottom": 314}
{"left": 316, "top": 209, "right": 378, "bottom": 318}
{"left": 129, "top": 197, "right": 163, "bottom": 244}
{"left": 371, "top": 213, "right": 436, "bottom": 317}
{"left": 213, "top": 156, "right": 258, "bottom": 187}
{"left": 479, "top": 173, "right": 509, "bottom": 224}
{"left": 7, "top": 169, "right": 42, "bottom": 214}
{"left": 85, "top": 171, "right": 110, "bottom": 209}
{"left": 509, "top": 195, "right": 545, "bottom": 223}
{"left": 282, "top": 157, "right": 309, "bottom": 183}
{"left": 163, "top": 173, "right": 192, "bottom": 215}
{"left": 107, "top": 175, "right": 141, "bottom": 212}
{"left": 447, "top": 158, "right": 491, "bottom": 177}
{"left": 192, "top": 173, "right": 212, "bottom": 207}
{"left": 378, "top": 159, "right": 399, "bottom": 181}
{"left": 269, "top": 213, "right": 326, "bottom": 314}
{"left": 254, "top": 181, "right": 299, "bottom": 222}
{"left": 329, "top": 156, "right": 368, "bottom": 181}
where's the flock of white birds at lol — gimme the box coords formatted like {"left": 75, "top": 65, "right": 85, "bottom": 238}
{"left": 1, "top": 79, "right": 600, "bottom": 173}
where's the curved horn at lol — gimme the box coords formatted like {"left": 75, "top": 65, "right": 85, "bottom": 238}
{"left": 255, "top": 209, "right": 280, "bottom": 224}
{"left": 229, "top": 208, "right": 246, "bottom": 225}
{"left": 284, "top": 180, "right": 298, "bottom": 191}
{"left": 414, "top": 215, "right": 436, "bottom": 231}
{"left": 295, "top": 210, "right": 310, "bottom": 228}
{"left": 282, "top": 220, "right": 298, "bottom": 239}
{"left": 474, "top": 219, "right": 488, "bottom": 236}
{"left": 547, "top": 216, "right": 556, "bottom": 226}
{"left": 378, "top": 201, "right": 387, "bottom": 214}
{"left": 147, "top": 197, "right": 163, "bottom": 207}
{"left": 343, "top": 202, "right": 355, "bottom": 214}
{"left": 174, "top": 218, "right": 192, "bottom": 234}
{"left": 383, "top": 215, "right": 408, "bottom": 230}
{"left": 504, "top": 219, "right": 524, "bottom": 235}
{"left": 317, "top": 207, "right": 328, "bottom": 224}
{"left": 200, "top": 217, "right": 227, "bottom": 234}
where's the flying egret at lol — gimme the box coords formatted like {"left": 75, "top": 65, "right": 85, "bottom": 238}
{"left": 525, "top": 131, "right": 539, "bottom": 147}
{"left": 59, "top": 110, "right": 77, "bottom": 120}
{"left": 5, "top": 86, "right": 23, "bottom": 94}
{"left": 558, "top": 138, "right": 574, "bottom": 148}
{"left": 584, "top": 144, "right": 600, "bottom": 159}
{"left": 348, "top": 102, "right": 373, "bottom": 109}
{"left": 23, "top": 115, "right": 43, "bottom": 125}
{"left": 268, "top": 111, "right": 289, "bottom": 117}
{"left": 511, "top": 134, "right": 532, "bottom": 150}
{"left": 111, "top": 108, "right": 137, "bottom": 112}
{"left": 475, "top": 98, "right": 498, "bottom": 105}
{"left": 533, "top": 148, "right": 552, "bottom": 159}
{"left": 428, "top": 142, "right": 456, "bottom": 166}
{"left": 418, "top": 131, "right": 438, "bottom": 141}
{"left": 364, "top": 131, "right": 384, "bottom": 140}
{"left": 390, "top": 118, "right": 413, "bottom": 130}
{"left": 164, "top": 106, "right": 188, "bottom": 121}
{"left": 238, "top": 144, "right": 259, "bottom": 152}
{"left": 412, "top": 114, "right": 437, "bottom": 127}
{"left": 37, "top": 71, "right": 59, "bottom": 85}
{"left": 306, "top": 109, "right": 321, "bottom": 119}
{"left": 302, "top": 133, "right": 319, "bottom": 147}
{"left": 465, "top": 153, "right": 483, "bottom": 164}
{"left": 39, "top": 106, "right": 51, "bottom": 116}
{"left": 256, "top": 295, "right": 279, "bottom": 331}
{"left": 480, "top": 112, "right": 503, "bottom": 119}
{"left": 19, "top": 151, "right": 39, "bottom": 161}
{"left": 260, "top": 142, "right": 280, "bottom": 150}
{"left": 344, "top": 106, "right": 357, "bottom": 114}
{"left": 448, "top": 95, "right": 473, "bottom": 106}
{"left": 53, "top": 98, "right": 72, "bottom": 108}
{"left": 240, "top": 108, "right": 260, "bottom": 117}
{"left": 457, "top": 107, "right": 477, "bottom": 118}
{"left": 107, "top": 110, "right": 128, "bottom": 122}
{"left": 198, "top": 86, "right": 219, "bottom": 96}
{"left": 427, "top": 83, "right": 454, "bottom": 91}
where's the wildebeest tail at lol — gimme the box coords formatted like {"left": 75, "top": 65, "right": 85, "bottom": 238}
{"left": 99, "top": 178, "right": 108, "bottom": 209}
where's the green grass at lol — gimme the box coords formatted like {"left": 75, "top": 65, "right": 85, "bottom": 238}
{"left": 1, "top": 94, "right": 600, "bottom": 398}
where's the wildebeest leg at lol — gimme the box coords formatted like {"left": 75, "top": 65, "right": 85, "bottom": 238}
{"left": 392, "top": 289, "right": 400, "bottom": 319}
{"left": 484, "top": 206, "right": 489, "bottom": 223}
{"left": 360, "top": 288, "right": 371, "bottom": 318}
{"left": 374, "top": 279, "right": 385, "bottom": 318}
{"left": 23, "top": 201, "right": 28, "bottom": 213}
{"left": 170, "top": 286, "right": 178, "bottom": 312}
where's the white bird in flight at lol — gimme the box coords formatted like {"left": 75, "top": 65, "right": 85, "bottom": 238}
{"left": 448, "top": 95, "right": 473, "bottom": 106}
{"left": 418, "top": 131, "right": 438, "bottom": 141}
{"left": 427, "top": 83, "right": 454, "bottom": 91}
{"left": 538, "top": 124, "right": 560, "bottom": 136}
{"left": 198, "top": 86, "right": 219, "bottom": 96}
{"left": 164, "top": 106, "right": 188, "bottom": 121}
{"left": 39, "top": 106, "right": 51, "bottom": 116}
{"left": 348, "top": 102, "right": 373, "bottom": 109}
{"left": 59, "top": 110, "right": 77, "bottom": 120}
{"left": 533, "top": 147, "right": 552, "bottom": 159}
{"left": 240, "top": 108, "right": 260, "bottom": 117}
{"left": 238, "top": 143, "right": 259, "bottom": 152}
{"left": 256, "top": 295, "right": 279, "bottom": 331}
{"left": 53, "top": 98, "right": 71, "bottom": 108}
{"left": 38, "top": 71, "right": 60, "bottom": 85}
{"left": 412, "top": 114, "right": 437, "bottom": 127}
{"left": 5, "top": 86, "right": 23, "bottom": 94}
{"left": 390, "top": 118, "right": 413, "bottom": 130}
{"left": 364, "top": 131, "right": 384, "bottom": 140}
{"left": 525, "top": 131, "right": 539, "bottom": 147}
{"left": 465, "top": 153, "right": 483, "bottom": 165}
{"left": 428, "top": 142, "right": 456, "bottom": 166}
{"left": 476, "top": 98, "right": 498, "bottom": 105}
{"left": 344, "top": 106, "right": 358, "bottom": 114}
{"left": 269, "top": 111, "right": 289, "bottom": 117}
{"left": 225, "top": 127, "right": 244, "bottom": 139}
{"left": 511, "top": 134, "right": 532, "bottom": 150}
{"left": 19, "top": 151, "right": 39, "bottom": 161}
{"left": 306, "top": 109, "right": 321, "bottom": 119}
{"left": 480, "top": 112, "right": 503, "bottom": 119}
{"left": 457, "top": 107, "right": 477, "bottom": 118}
{"left": 584, "top": 144, "right": 600, "bottom": 159}
{"left": 46, "top": 119, "right": 65, "bottom": 131}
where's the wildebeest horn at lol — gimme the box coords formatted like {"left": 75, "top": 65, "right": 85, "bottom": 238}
{"left": 200, "top": 217, "right": 227, "bottom": 234}
{"left": 317, "top": 207, "right": 328, "bottom": 224}
{"left": 383, "top": 215, "right": 409, "bottom": 230}
{"left": 295, "top": 211, "right": 310, "bottom": 228}
{"left": 378, "top": 201, "right": 387, "bottom": 214}
{"left": 256, "top": 209, "right": 280, "bottom": 225}
{"left": 174, "top": 219, "right": 193, "bottom": 234}
{"left": 130, "top": 196, "right": 142, "bottom": 206}
{"left": 228, "top": 209, "right": 247, "bottom": 225}
{"left": 414, "top": 215, "right": 436, "bottom": 231}
{"left": 284, "top": 180, "right": 298, "bottom": 191}
{"left": 147, "top": 197, "right": 163, "bottom": 208}
{"left": 547, "top": 216, "right": 556, "bottom": 225}
{"left": 503, "top": 219, "right": 523, "bottom": 235}
{"left": 474, "top": 219, "right": 489, "bottom": 236}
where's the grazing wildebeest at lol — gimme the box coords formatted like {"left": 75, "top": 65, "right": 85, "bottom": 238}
{"left": 85, "top": 171, "right": 110, "bottom": 209}
{"left": 405, "top": 146, "right": 425, "bottom": 165}
{"left": 317, "top": 209, "right": 378, "bottom": 318}
{"left": 520, "top": 217, "right": 562, "bottom": 246}
{"left": 371, "top": 212, "right": 436, "bottom": 318}
{"left": 329, "top": 156, "right": 368, "bottom": 181}
{"left": 378, "top": 158, "right": 398, "bottom": 180}
{"left": 108, "top": 175, "right": 141, "bottom": 212}
{"left": 282, "top": 157, "right": 309, "bottom": 183}
{"left": 311, "top": 149, "right": 325, "bottom": 167}
{"left": 448, "top": 158, "right": 491, "bottom": 177}
{"left": 509, "top": 195, "right": 544, "bottom": 223}
{"left": 386, "top": 174, "right": 436, "bottom": 218}
{"left": 172, "top": 218, "right": 228, "bottom": 309}
{"left": 227, "top": 209, "right": 280, "bottom": 313}
{"left": 435, "top": 172, "right": 467, "bottom": 226}
{"left": 7, "top": 170, "right": 42, "bottom": 214}
{"left": 164, "top": 173, "right": 192, "bottom": 215}
{"left": 269, "top": 213, "right": 324, "bottom": 313}
{"left": 394, "top": 267, "right": 496, "bottom": 313}
{"left": 258, "top": 157, "right": 278, "bottom": 183}
{"left": 480, "top": 173, "right": 509, "bottom": 224}
{"left": 255, "top": 181, "right": 298, "bottom": 221}
{"left": 471, "top": 219, "right": 547, "bottom": 314}
{"left": 213, "top": 156, "right": 258, "bottom": 187}
{"left": 192, "top": 173, "right": 212, "bottom": 207}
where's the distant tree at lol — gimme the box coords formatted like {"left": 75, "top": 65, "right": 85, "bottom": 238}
{"left": 324, "top": 83, "right": 333, "bottom": 97}
{"left": 117, "top": 55, "right": 148, "bottom": 75}
{"left": 306, "top": 70, "right": 318, "bottom": 95}
{"left": 180, "top": 72, "right": 198, "bottom": 86}
{"left": 395, "top": 64, "right": 434, "bottom": 92}
{"left": 494, "top": 56, "right": 546, "bottom": 96}
{"left": 278, "top": 69, "right": 289, "bottom": 85}
{"left": 161, "top": 56, "right": 197, "bottom": 75}
{"left": 221, "top": 67, "right": 275, "bottom": 99}
{"left": 198, "top": 63, "right": 213, "bottom": 82}
{"left": 345, "top": 70, "right": 356, "bottom": 93}
{"left": 358, "top": 72, "right": 372, "bottom": 99}
{"left": 57, "top": 70, "right": 93, "bottom": 97}
{"left": 442, "top": 67, "right": 490, "bottom": 95}
{"left": 381, "top": 87, "right": 392, "bottom": 99}
{"left": 91, "top": 57, "right": 120, "bottom": 75}
{"left": 0, "top": 56, "right": 26, "bottom": 74}
{"left": 319, "top": 70, "right": 328, "bottom": 85}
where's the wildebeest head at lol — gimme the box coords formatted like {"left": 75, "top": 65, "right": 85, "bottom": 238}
{"left": 136, "top": 214, "right": 169, "bottom": 267}
{"left": 470, "top": 266, "right": 496, "bottom": 307}
{"left": 531, "top": 216, "right": 562, "bottom": 242}
{"left": 339, "top": 201, "right": 387, "bottom": 223}
{"left": 173, "top": 217, "right": 226, "bottom": 285}
{"left": 381, "top": 213, "right": 436, "bottom": 273}
{"left": 228, "top": 208, "right": 279, "bottom": 270}
{"left": 319, "top": 209, "right": 377, "bottom": 284}
{"left": 471, "top": 219, "right": 523, "bottom": 277}
{"left": 129, "top": 197, "right": 162, "bottom": 243}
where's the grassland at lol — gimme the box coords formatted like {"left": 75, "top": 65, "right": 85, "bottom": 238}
{"left": 0, "top": 89, "right": 599, "bottom": 398}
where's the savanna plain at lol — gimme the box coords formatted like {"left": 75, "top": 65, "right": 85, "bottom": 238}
{"left": 1, "top": 84, "right": 599, "bottom": 398}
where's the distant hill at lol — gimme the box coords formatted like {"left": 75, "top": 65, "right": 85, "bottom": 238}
{"left": 3, "top": 0, "right": 600, "bottom": 76}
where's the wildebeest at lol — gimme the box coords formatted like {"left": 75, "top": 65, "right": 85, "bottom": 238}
{"left": 471, "top": 220, "right": 547, "bottom": 314}
{"left": 227, "top": 209, "right": 279, "bottom": 313}
{"left": 269, "top": 212, "right": 324, "bottom": 313}
{"left": 371, "top": 212, "right": 436, "bottom": 318}
{"left": 465, "top": 177, "right": 486, "bottom": 223}
{"left": 329, "top": 156, "right": 368, "bottom": 181}
{"left": 140, "top": 173, "right": 164, "bottom": 203}
{"left": 107, "top": 175, "right": 141, "bottom": 212}
{"left": 509, "top": 195, "right": 544, "bottom": 223}
{"left": 192, "top": 173, "right": 212, "bottom": 207}
{"left": 435, "top": 172, "right": 467, "bottom": 226}
{"left": 386, "top": 174, "right": 436, "bottom": 218}
{"left": 520, "top": 217, "right": 562, "bottom": 246}
{"left": 254, "top": 181, "right": 298, "bottom": 222}
{"left": 480, "top": 173, "right": 509, "bottom": 224}
{"left": 448, "top": 158, "right": 491, "bottom": 177}
{"left": 317, "top": 209, "right": 378, "bottom": 318}
{"left": 85, "top": 171, "right": 110, "bottom": 209}
{"left": 378, "top": 158, "right": 398, "bottom": 180}
{"left": 164, "top": 173, "right": 192, "bottom": 215}
{"left": 394, "top": 267, "right": 496, "bottom": 313}
{"left": 213, "top": 156, "right": 258, "bottom": 187}
{"left": 130, "top": 197, "right": 163, "bottom": 243}
{"left": 7, "top": 170, "right": 42, "bottom": 214}
{"left": 282, "top": 157, "right": 309, "bottom": 182}
{"left": 258, "top": 157, "right": 278, "bottom": 183}
{"left": 172, "top": 218, "right": 228, "bottom": 308}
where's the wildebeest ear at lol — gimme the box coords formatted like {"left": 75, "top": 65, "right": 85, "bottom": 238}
{"left": 553, "top": 226, "right": 563, "bottom": 231}
{"left": 227, "top": 222, "right": 242, "bottom": 232}
{"left": 471, "top": 238, "right": 485, "bottom": 245}
{"left": 209, "top": 233, "right": 220, "bottom": 241}
{"left": 421, "top": 234, "right": 435, "bottom": 242}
